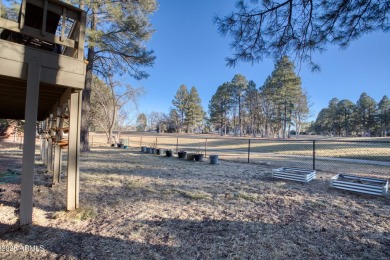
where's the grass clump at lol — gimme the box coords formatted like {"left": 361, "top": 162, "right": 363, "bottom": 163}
{"left": 124, "top": 179, "right": 146, "bottom": 190}
{"left": 53, "top": 207, "right": 97, "bottom": 221}
{"left": 170, "top": 189, "right": 211, "bottom": 200}
{"left": 225, "top": 191, "right": 259, "bottom": 201}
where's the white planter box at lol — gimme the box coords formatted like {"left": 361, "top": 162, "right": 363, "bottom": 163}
{"left": 331, "top": 174, "right": 388, "bottom": 196}
{"left": 272, "top": 167, "right": 316, "bottom": 183}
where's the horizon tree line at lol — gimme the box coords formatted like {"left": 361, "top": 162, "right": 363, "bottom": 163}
{"left": 313, "top": 93, "right": 390, "bottom": 137}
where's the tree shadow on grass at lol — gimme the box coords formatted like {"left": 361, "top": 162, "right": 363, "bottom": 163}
{"left": 1, "top": 215, "right": 388, "bottom": 259}
{"left": 0, "top": 223, "right": 174, "bottom": 259}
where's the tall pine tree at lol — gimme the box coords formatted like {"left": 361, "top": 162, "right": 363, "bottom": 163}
{"left": 79, "top": 0, "right": 157, "bottom": 151}
{"left": 172, "top": 85, "right": 189, "bottom": 133}
{"left": 185, "top": 87, "right": 204, "bottom": 133}
{"left": 209, "top": 83, "right": 233, "bottom": 135}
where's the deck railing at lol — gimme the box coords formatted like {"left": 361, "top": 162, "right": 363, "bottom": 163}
{"left": 0, "top": 0, "right": 86, "bottom": 59}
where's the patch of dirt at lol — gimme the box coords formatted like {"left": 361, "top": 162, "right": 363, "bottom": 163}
{"left": 1, "top": 147, "right": 389, "bottom": 259}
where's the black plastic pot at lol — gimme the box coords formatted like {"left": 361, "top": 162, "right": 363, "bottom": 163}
{"left": 118, "top": 144, "right": 124, "bottom": 148}
{"left": 187, "top": 153, "right": 195, "bottom": 161}
{"left": 178, "top": 151, "right": 187, "bottom": 159}
{"left": 165, "top": 150, "right": 172, "bottom": 157}
{"left": 194, "top": 154, "right": 204, "bottom": 162}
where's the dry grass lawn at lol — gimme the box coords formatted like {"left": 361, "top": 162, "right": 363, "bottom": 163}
{"left": 1, "top": 146, "right": 390, "bottom": 259}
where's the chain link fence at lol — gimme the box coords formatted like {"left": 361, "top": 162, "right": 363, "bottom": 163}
{"left": 90, "top": 134, "right": 390, "bottom": 175}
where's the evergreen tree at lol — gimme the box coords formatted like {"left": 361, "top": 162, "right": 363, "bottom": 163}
{"left": 79, "top": 0, "right": 157, "bottom": 151}
{"left": 293, "top": 91, "right": 310, "bottom": 137}
{"left": 266, "top": 56, "right": 302, "bottom": 138}
{"left": 172, "top": 85, "right": 189, "bottom": 133}
{"left": 314, "top": 108, "right": 331, "bottom": 135}
{"left": 230, "top": 74, "right": 248, "bottom": 136}
{"left": 136, "top": 113, "right": 148, "bottom": 132}
{"left": 168, "top": 109, "right": 180, "bottom": 133}
{"left": 378, "top": 95, "right": 390, "bottom": 136}
{"left": 209, "top": 83, "right": 233, "bottom": 135}
{"left": 184, "top": 87, "right": 204, "bottom": 133}
{"left": 215, "top": 0, "right": 389, "bottom": 69}
{"left": 328, "top": 98, "right": 340, "bottom": 136}
{"left": 356, "top": 92, "right": 377, "bottom": 136}
{"left": 259, "top": 76, "right": 277, "bottom": 137}
{"left": 336, "top": 99, "right": 355, "bottom": 136}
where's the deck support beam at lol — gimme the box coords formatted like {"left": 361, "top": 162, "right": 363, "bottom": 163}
{"left": 66, "top": 91, "right": 82, "bottom": 210}
{"left": 20, "top": 62, "right": 41, "bottom": 226}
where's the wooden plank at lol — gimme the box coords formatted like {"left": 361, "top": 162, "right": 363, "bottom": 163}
{"left": 66, "top": 91, "right": 81, "bottom": 210}
{"left": 0, "top": 39, "right": 86, "bottom": 76}
{"left": 19, "top": 0, "right": 27, "bottom": 30}
{"left": 60, "top": 7, "right": 66, "bottom": 42}
{"left": 0, "top": 18, "right": 76, "bottom": 48}
{"left": 26, "top": 0, "right": 80, "bottom": 21}
{"left": 41, "top": 0, "right": 48, "bottom": 36}
{"left": 53, "top": 144, "right": 61, "bottom": 184}
{"left": 19, "top": 62, "right": 41, "bottom": 226}
{"left": 75, "top": 91, "right": 82, "bottom": 208}
{"left": 77, "top": 11, "right": 86, "bottom": 60}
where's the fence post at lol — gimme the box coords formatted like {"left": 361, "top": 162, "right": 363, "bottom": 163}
{"left": 91, "top": 135, "right": 93, "bottom": 147}
{"left": 205, "top": 138, "right": 208, "bottom": 157}
{"left": 156, "top": 137, "right": 158, "bottom": 148}
{"left": 248, "top": 139, "right": 251, "bottom": 163}
{"left": 127, "top": 138, "right": 130, "bottom": 147}
{"left": 140, "top": 136, "right": 142, "bottom": 147}
{"left": 313, "top": 140, "right": 316, "bottom": 170}
{"left": 176, "top": 137, "right": 179, "bottom": 152}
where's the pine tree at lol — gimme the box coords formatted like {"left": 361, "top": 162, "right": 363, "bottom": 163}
{"left": 79, "top": 0, "right": 157, "bottom": 151}
{"left": 230, "top": 74, "right": 248, "bottom": 136}
{"left": 184, "top": 87, "right": 204, "bottom": 133}
{"left": 378, "top": 95, "right": 390, "bottom": 136}
{"left": 264, "top": 56, "right": 303, "bottom": 138}
{"left": 336, "top": 99, "right": 355, "bottom": 136}
{"left": 245, "top": 80, "right": 262, "bottom": 137}
{"left": 356, "top": 93, "right": 377, "bottom": 136}
{"left": 168, "top": 109, "right": 180, "bottom": 133}
{"left": 209, "top": 83, "right": 233, "bottom": 135}
{"left": 172, "top": 85, "right": 189, "bottom": 133}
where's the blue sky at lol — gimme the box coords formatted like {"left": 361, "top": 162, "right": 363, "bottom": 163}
{"left": 126, "top": 0, "right": 390, "bottom": 122}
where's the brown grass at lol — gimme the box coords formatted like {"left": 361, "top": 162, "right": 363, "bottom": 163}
{"left": 0, "top": 146, "right": 389, "bottom": 259}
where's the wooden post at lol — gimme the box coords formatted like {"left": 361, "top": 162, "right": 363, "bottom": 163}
{"left": 20, "top": 63, "right": 41, "bottom": 226}
{"left": 205, "top": 138, "right": 208, "bottom": 157}
{"left": 19, "top": 0, "right": 27, "bottom": 30}
{"left": 67, "top": 91, "right": 82, "bottom": 210}
{"left": 53, "top": 145, "right": 61, "bottom": 184}
{"left": 52, "top": 105, "right": 61, "bottom": 183}
{"left": 41, "top": 0, "right": 48, "bottom": 36}
{"left": 47, "top": 114, "right": 53, "bottom": 172}
{"left": 247, "top": 139, "right": 251, "bottom": 163}
{"left": 313, "top": 140, "right": 316, "bottom": 170}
